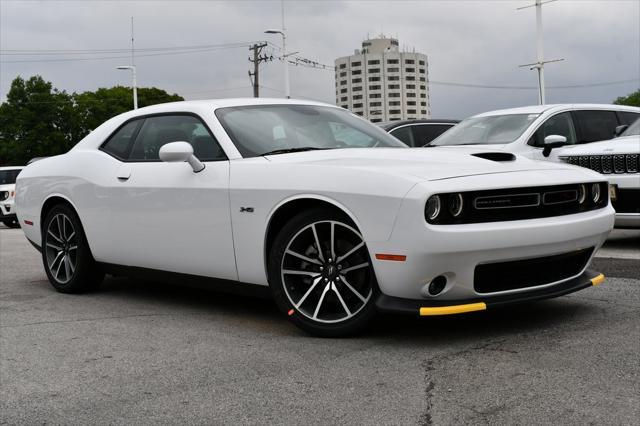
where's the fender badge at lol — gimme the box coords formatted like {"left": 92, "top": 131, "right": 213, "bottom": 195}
{"left": 239, "top": 207, "right": 254, "bottom": 213}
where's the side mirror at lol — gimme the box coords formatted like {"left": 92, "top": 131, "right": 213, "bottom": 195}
{"left": 159, "top": 141, "right": 205, "bottom": 173}
{"left": 542, "top": 134, "right": 568, "bottom": 157}
{"left": 614, "top": 125, "right": 628, "bottom": 137}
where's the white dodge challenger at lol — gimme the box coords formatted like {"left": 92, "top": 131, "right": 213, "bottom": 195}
{"left": 16, "top": 99, "right": 613, "bottom": 336}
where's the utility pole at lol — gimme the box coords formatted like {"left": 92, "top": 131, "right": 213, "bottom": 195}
{"left": 518, "top": 0, "right": 564, "bottom": 105}
{"left": 248, "top": 43, "right": 269, "bottom": 97}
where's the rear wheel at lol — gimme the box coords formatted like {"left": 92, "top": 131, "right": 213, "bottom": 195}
{"left": 268, "top": 209, "right": 377, "bottom": 337}
{"left": 42, "top": 204, "right": 104, "bottom": 293}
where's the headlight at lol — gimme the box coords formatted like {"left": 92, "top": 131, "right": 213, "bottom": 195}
{"left": 425, "top": 195, "right": 441, "bottom": 221}
{"left": 591, "top": 183, "right": 601, "bottom": 203}
{"left": 578, "top": 184, "right": 587, "bottom": 204}
{"left": 449, "top": 193, "right": 464, "bottom": 217}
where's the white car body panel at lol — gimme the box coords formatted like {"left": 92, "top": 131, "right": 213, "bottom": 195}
{"left": 15, "top": 98, "right": 615, "bottom": 306}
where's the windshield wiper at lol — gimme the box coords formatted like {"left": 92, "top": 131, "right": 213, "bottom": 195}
{"left": 260, "top": 147, "right": 329, "bottom": 156}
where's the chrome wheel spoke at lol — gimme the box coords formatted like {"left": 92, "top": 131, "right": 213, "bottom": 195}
{"left": 340, "top": 262, "right": 369, "bottom": 274}
{"left": 45, "top": 213, "right": 77, "bottom": 284}
{"left": 48, "top": 229, "right": 63, "bottom": 244}
{"left": 66, "top": 231, "right": 75, "bottom": 242}
{"left": 332, "top": 282, "right": 351, "bottom": 316}
{"left": 68, "top": 245, "right": 78, "bottom": 251}
{"left": 336, "top": 241, "right": 365, "bottom": 264}
{"left": 46, "top": 242, "right": 63, "bottom": 251}
{"left": 63, "top": 255, "right": 71, "bottom": 279}
{"left": 286, "top": 249, "right": 322, "bottom": 265}
{"left": 311, "top": 224, "right": 325, "bottom": 262}
{"left": 282, "top": 269, "right": 320, "bottom": 277}
{"left": 330, "top": 222, "right": 336, "bottom": 260}
{"left": 54, "top": 254, "right": 65, "bottom": 279}
{"left": 339, "top": 275, "right": 368, "bottom": 303}
{"left": 49, "top": 251, "right": 64, "bottom": 270}
{"left": 295, "top": 276, "right": 322, "bottom": 308}
{"left": 313, "top": 282, "right": 332, "bottom": 319}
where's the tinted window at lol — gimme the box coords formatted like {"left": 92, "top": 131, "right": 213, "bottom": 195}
{"left": 101, "top": 119, "right": 143, "bottom": 159}
{"left": 390, "top": 126, "right": 415, "bottom": 146}
{"left": 0, "top": 169, "right": 21, "bottom": 185}
{"left": 528, "top": 112, "right": 577, "bottom": 147}
{"left": 412, "top": 124, "right": 454, "bottom": 146}
{"left": 574, "top": 110, "right": 619, "bottom": 143}
{"left": 431, "top": 114, "right": 539, "bottom": 146}
{"left": 129, "top": 115, "right": 225, "bottom": 161}
{"left": 617, "top": 111, "right": 640, "bottom": 126}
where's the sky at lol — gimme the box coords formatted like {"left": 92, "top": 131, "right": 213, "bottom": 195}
{"left": 1, "top": 0, "right": 638, "bottom": 119}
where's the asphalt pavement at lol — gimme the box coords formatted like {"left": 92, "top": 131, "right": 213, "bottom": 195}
{"left": 1, "top": 225, "right": 638, "bottom": 425}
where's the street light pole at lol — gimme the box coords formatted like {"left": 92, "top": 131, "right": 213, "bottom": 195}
{"left": 117, "top": 65, "right": 138, "bottom": 109}
{"left": 265, "top": 29, "right": 290, "bottom": 98}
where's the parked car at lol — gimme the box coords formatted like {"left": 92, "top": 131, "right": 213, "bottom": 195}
{"left": 552, "top": 118, "right": 640, "bottom": 229}
{"left": 16, "top": 99, "right": 613, "bottom": 336}
{"left": 0, "top": 166, "right": 24, "bottom": 228}
{"left": 429, "top": 104, "right": 639, "bottom": 159}
{"left": 378, "top": 119, "right": 459, "bottom": 146}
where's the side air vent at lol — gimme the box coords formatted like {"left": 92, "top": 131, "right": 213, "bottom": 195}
{"left": 471, "top": 152, "right": 516, "bottom": 162}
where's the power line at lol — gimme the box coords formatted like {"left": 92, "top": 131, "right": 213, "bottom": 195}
{"left": 430, "top": 78, "right": 639, "bottom": 90}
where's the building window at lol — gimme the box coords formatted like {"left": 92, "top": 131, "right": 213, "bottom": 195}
{"left": 420, "top": 93, "right": 426, "bottom": 98}
{"left": 420, "top": 101, "right": 427, "bottom": 106}
{"left": 356, "top": 111, "right": 364, "bottom": 116}
{"left": 368, "top": 76, "right": 381, "bottom": 82}
{"left": 340, "top": 88, "right": 347, "bottom": 93}
{"left": 369, "top": 85, "right": 381, "bottom": 90}
{"left": 407, "top": 109, "right": 416, "bottom": 114}
{"left": 370, "top": 93, "right": 382, "bottom": 99}
{"left": 388, "top": 84, "right": 400, "bottom": 90}
{"left": 389, "top": 93, "right": 400, "bottom": 98}
{"left": 419, "top": 60, "right": 425, "bottom": 65}
{"left": 387, "top": 59, "right": 399, "bottom": 64}
{"left": 367, "top": 59, "right": 380, "bottom": 65}
{"left": 341, "top": 96, "right": 348, "bottom": 102}
{"left": 370, "top": 101, "right": 382, "bottom": 107}
{"left": 353, "top": 94, "right": 363, "bottom": 100}
{"left": 405, "top": 59, "right": 415, "bottom": 64}
{"left": 419, "top": 68, "right": 426, "bottom": 74}
{"left": 352, "top": 69, "right": 362, "bottom": 75}
{"left": 371, "top": 118, "right": 382, "bottom": 123}
{"left": 340, "top": 80, "right": 347, "bottom": 86}
{"left": 405, "top": 67, "right": 415, "bottom": 73}
{"left": 406, "top": 76, "right": 415, "bottom": 81}
{"left": 353, "top": 86, "right": 362, "bottom": 92}
{"left": 351, "top": 61, "right": 361, "bottom": 67}
{"left": 368, "top": 68, "right": 380, "bottom": 73}
{"left": 407, "top": 93, "right": 416, "bottom": 98}
{"left": 407, "top": 101, "right": 416, "bottom": 106}
{"left": 406, "top": 84, "right": 416, "bottom": 89}
{"left": 421, "top": 110, "right": 427, "bottom": 114}
{"left": 341, "top": 105, "right": 348, "bottom": 109}
{"left": 387, "top": 67, "right": 399, "bottom": 73}
{"left": 419, "top": 77, "right": 426, "bottom": 82}
{"left": 388, "top": 75, "right": 400, "bottom": 81}
{"left": 340, "top": 71, "right": 347, "bottom": 77}
{"left": 339, "top": 63, "right": 346, "bottom": 69}
{"left": 353, "top": 103, "right": 363, "bottom": 108}
{"left": 389, "top": 100, "right": 401, "bottom": 106}
{"left": 352, "top": 78, "right": 362, "bottom": 84}
{"left": 420, "top": 85, "right": 426, "bottom": 90}
{"left": 389, "top": 109, "right": 401, "bottom": 114}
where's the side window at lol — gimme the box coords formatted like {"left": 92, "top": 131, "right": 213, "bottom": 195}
{"left": 617, "top": 111, "right": 640, "bottom": 126}
{"left": 528, "top": 112, "right": 577, "bottom": 147}
{"left": 412, "top": 124, "right": 453, "bottom": 146}
{"left": 101, "top": 119, "right": 143, "bottom": 159}
{"left": 129, "top": 115, "right": 225, "bottom": 161}
{"left": 574, "top": 110, "right": 619, "bottom": 143}
{"left": 390, "top": 126, "right": 415, "bottom": 146}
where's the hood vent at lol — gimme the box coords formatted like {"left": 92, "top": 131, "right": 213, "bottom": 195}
{"left": 472, "top": 152, "right": 516, "bottom": 162}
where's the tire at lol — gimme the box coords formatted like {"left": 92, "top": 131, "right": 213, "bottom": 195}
{"left": 41, "top": 204, "right": 104, "bottom": 293}
{"left": 268, "top": 208, "right": 377, "bottom": 337}
{"left": 2, "top": 219, "right": 20, "bottom": 228}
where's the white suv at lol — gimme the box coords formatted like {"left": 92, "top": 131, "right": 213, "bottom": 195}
{"left": 429, "top": 103, "right": 640, "bottom": 160}
{"left": 553, "top": 119, "right": 640, "bottom": 229}
{"left": 0, "top": 167, "right": 24, "bottom": 228}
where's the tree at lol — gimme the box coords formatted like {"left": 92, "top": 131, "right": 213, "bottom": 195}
{"left": 613, "top": 89, "right": 640, "bottom": 107}
{"left": 0, "top": 75, "right": 184, "bottom": 166}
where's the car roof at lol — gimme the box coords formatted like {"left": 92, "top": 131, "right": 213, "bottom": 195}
{"left": 378, "top": 119, "right": 459, "bottom": 131}
{"left": 0, "top": 166, "right": 24, "bottom": 170}
{"left": 473, "top": 103, "right": 640, "bottom": 118}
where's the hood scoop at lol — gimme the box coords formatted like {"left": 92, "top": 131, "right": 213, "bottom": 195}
{"left": 472, "top": 152, "right": 516, "bottom": 162}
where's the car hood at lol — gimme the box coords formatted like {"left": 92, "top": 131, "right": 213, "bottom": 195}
{"left": 555, "top": 136, "right": 640, "bottom": 156}
{"left": 264, "top": 147, "right": 574, "bottom": 181}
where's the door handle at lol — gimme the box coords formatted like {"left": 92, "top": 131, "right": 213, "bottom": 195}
{"left": 117, "top": 175, "right": 130, "bottom": 181}
{"left": 116, "top": 167, "right": 132, "bottom": 181}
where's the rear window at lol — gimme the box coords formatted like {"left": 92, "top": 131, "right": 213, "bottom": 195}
{"left": 616, "top": 111, "right": 640, "bottom": 126}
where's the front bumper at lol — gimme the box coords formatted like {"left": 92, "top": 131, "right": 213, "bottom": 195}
{"left": 0, "top": 201, "right": 16, "bottom": 219}
{"left": 376, "top": 269, "right": 604, "bottom": 315}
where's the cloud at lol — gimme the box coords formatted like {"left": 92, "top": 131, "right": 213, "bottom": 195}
{"left": 1, "top": 0, "right": 638, "bottom": 118}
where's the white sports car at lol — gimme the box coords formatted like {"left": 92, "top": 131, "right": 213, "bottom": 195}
{"left": 16, "top": 99, "right": 613, "bottom": 336}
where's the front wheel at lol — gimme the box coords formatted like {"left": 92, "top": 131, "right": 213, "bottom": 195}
{"left": 268, "top": 209, "right": 377, "bottom": 337}
{"left": 41, "top": 204, "right": 104, "bottom": 293}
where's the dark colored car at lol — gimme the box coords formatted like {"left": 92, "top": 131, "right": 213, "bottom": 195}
{"left": 378, "top": 119, "right": 459, "bottom": 147}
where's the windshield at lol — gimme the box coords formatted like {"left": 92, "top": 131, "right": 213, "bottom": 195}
{"left": 430, "top": 113, "right": 540, "bottom": 146}
{"left": 0, "top": 169, "right": 21, "bottom": 185}
{"left": 621, "top": 118, "right": 640, "bottom": 136}
{"left": 215, "top": 104, "right": 407, "bottom": 157}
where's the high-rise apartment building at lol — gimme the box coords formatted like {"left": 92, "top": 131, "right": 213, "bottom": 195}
{"left": 334, "top": 36, "right": 431, "bottom": 122}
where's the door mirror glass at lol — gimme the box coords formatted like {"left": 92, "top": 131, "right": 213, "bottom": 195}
{"left": 159, "top": 141, "right": 205, "bottom": 172}
{"left": 614, "top": 124, "right": 629, "bottom": 137}
{"left": 542, "top": 135, "right": 568, "bottom": 157}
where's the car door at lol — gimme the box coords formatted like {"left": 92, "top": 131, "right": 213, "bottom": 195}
{"left": 102, "top": 113, "right": 237, "bottom": 280}
{"left": 572, "top": 110, "right": 620, "bottom": 143}
{"left": 524, "top": 112, "right": 578, "bottom": 160}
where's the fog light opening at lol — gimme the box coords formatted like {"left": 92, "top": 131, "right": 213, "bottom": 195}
{"left": 428, "top": 275, "right": 447, "bottom": 296}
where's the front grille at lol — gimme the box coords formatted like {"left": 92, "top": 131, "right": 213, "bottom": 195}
{"left": 474, "top": 248, "right": 594, "bottom": 294}
{"left": 0, "top": 191, "right": 8, "bottom": 201}
{"left": 613, "top": 189, "right": 640, "bottom": 213}
{"left": 562, "top": 154, "right": 639, "bottom": 174}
